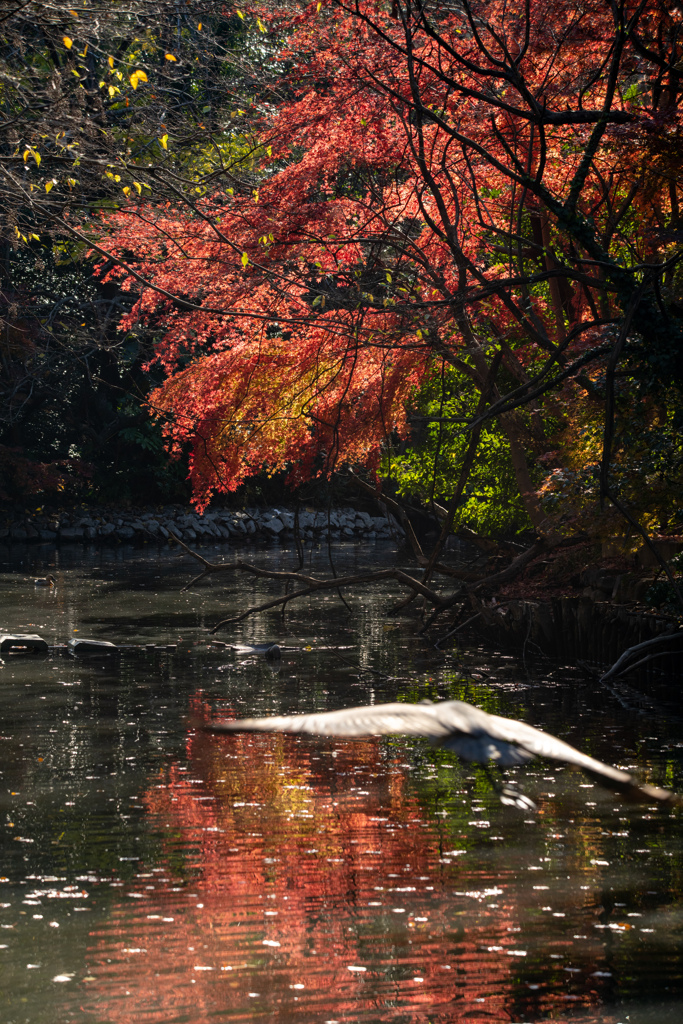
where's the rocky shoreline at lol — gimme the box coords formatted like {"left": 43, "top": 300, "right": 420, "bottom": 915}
{"left": 0, "top": 505, "right": 401, "bottom": 547}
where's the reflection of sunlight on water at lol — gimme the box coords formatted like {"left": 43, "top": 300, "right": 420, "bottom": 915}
{"left": 80, "top": 722, "right": 625, "bottom": 1024}
{"left": 2, "top": 547, "right": 682, "bottom": 1024}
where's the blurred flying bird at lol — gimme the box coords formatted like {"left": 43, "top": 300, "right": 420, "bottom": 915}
{"left": 205, "top": 699, "right": 681, "bottom": 811}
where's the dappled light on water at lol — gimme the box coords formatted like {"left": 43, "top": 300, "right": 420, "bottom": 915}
{"left": 80, "top": 706, "right": 642, "bottom": 1024}
{"left": 1, "top": 546, "right": 682, "bottom": 1023}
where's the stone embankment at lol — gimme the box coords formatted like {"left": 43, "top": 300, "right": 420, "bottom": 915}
{"left": 0, "top": 506, "right": 400, "bottom": 547}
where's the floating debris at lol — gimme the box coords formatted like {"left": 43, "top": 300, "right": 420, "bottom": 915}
{"left": 67, "top": 638, "right": 119, "bottom": 657}
{"left": 0, "top": 634, "right": 48, "bottom": 654}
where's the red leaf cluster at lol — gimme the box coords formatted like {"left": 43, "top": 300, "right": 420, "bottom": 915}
{"left": 98, "top": 0, "right": 681, "bottom": 510}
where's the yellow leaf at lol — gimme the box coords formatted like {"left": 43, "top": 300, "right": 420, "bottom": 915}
{"left": 122, "top": 186, "right": 131, "bottom": 197}
{"left": 99, "top": 80, "right": 105, "bottom": 88}
{"left": 108, "top": 85, "right": 117, "bottom": 98}
{"left": 165, "top": 53, "right": 177, "bottom": 61}
{"left": 67, "top": 178, "right": 77, "bottom": 187}
{"left": 236, "top": 9, "right": 244, "bottom": 19}
{"left": 133, "top": 181, "right": 142, "bottom": 194}
{"left": 317, "top": 1, "right": 321, "bottom": 9}
{"left": 159, "top": 134, "right": 168, "bottom": 149}
{"left": 63, "top": 36, "right": 73, "bottom": 49}
{"left": 45, "top": 181, "right": 54, "bottom": 193}
{"left": 135, "top": 69, "right": 147, "bottom": 82}
{"left": 257, "top": 17, "right": 266, "bottom": 32}
{"left": 23, "top": 149, "right": 30, "bottom": 162}
{"left": 31, "top": 233, "right": 40, "bottom": 240}
{"left": 33, "top": 150, "right": 41, "bottom": 167}
{"left": 266, "top": 145, "right": 272, "bottom": 157}
{"left": 130, "top": 73, "right": 139, "bottom": 89}
{"left": 70, "top": 9, "right": 78, "bottom": 16}
{"left": 241, "top": 252, "right": 249, "bottom": 267}
{"left": 113, "top": 174, "right": 121, "bottom": 182}
{"left": 197, "top": 22, "right": 202, "bottom": 30}
{"left": 108, "top": 56, "right": 114, "bottom": 68}
{"left": 81, "top": 44, "right": 87, "bottom": 57}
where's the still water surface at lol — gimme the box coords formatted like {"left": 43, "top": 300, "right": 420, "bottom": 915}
{"left": 1, "top": 542, "right": 682, "bottom": 1024}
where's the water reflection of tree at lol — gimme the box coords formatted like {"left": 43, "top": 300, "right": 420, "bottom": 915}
{"left": 82, "top": 710, "right": 621, "bottom": 1023}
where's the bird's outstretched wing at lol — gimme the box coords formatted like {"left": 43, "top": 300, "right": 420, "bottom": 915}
{"left": 206, "top": 702, "right": 449, "bottom": 739}
{"left": 481, "top": 709, "right": 681, "bottom": 806}
{"left": 205, "top": 699, "right": 682, "bottom": 808}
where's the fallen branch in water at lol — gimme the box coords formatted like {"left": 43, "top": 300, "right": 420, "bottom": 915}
{"left": 168, "top": 531, "right": 447, "bottom": 631}
{"left": 599, "top": 628, "right": 683, "bottom": 683}
{"left": 169, "top": 529, "right": 588, "bottom": 639}
{"left": 420, "top": 534, "right": 589, "bottom": 632}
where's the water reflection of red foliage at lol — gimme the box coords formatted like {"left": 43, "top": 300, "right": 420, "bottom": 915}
{"left": 83, "top": 708, "right": 613, "bottom": 1023}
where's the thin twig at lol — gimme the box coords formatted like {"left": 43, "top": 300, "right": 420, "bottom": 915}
{"left": 348, "top": 471, "right": 426, "bottom": 560}
{"left": 599, "top": 283, "right": 646, "bottom": 503}
{"left": 604, "top": 491, "right": 683, "bottom": 613}
{"left": 330, "top": 650, "right": 393, "bottom": 680}
{"left": 422, "top": 350, "right": 502, "bottom": 585}
{"left": 434, "top": 612, "right": 482, "bottom": 649}
{"left": 609, "top": 649, "right": 683, "bottom": 678}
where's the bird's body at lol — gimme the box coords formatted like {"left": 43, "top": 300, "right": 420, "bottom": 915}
{"left": 206, "top": 698, "right": 681, "bottom": 809}
{"left": 33, "top": 574, "right": 56, "bottom": 587}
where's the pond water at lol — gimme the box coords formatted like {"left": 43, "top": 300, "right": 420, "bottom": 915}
{"left": 1, "top": 541, "right": 682, "bottom": 1024}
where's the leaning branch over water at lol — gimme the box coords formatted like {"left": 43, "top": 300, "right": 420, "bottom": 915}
{"left": 168, "top": 532, "right": 447, "bottom": 630}
{"left": 599, "top": 629, "right": 683, "bottom": 683}
{"left": 168, "top": 531, "right": 593, "bottom": 636}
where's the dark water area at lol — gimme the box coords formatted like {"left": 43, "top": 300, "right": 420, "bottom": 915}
{"left": 1, "top": 542, "right": 682, "bottom": 1024}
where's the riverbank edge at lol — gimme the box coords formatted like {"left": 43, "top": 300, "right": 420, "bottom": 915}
{"left": 463, "top": 594, "right": 679, "bottom": 663}
{"left": 0, "top": 504, "right": 402, "bottom": 547}
{"left": 5, "top": 502, "right": 678, "bottom": 663}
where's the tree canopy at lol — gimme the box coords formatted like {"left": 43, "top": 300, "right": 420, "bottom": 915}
{"left": 95, "top": 0, "right": 682, "bottom": 541}
{"left": 0, "top": 0, "right": 265, "bottom": 500}
{"left": 5, "top": 0, "right": 682, "bottom": 547}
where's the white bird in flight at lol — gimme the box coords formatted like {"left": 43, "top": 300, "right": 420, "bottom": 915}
{"left": 205, "top": 699, "right": 681, "bottom": 810}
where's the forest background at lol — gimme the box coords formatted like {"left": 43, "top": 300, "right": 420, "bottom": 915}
{"left": 1, "top": 0, "right": 682, "bottom": 599}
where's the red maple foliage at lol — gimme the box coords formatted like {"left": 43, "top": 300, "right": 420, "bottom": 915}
{"left": 97, "top": 0, "right": 681, "bottom": 515}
